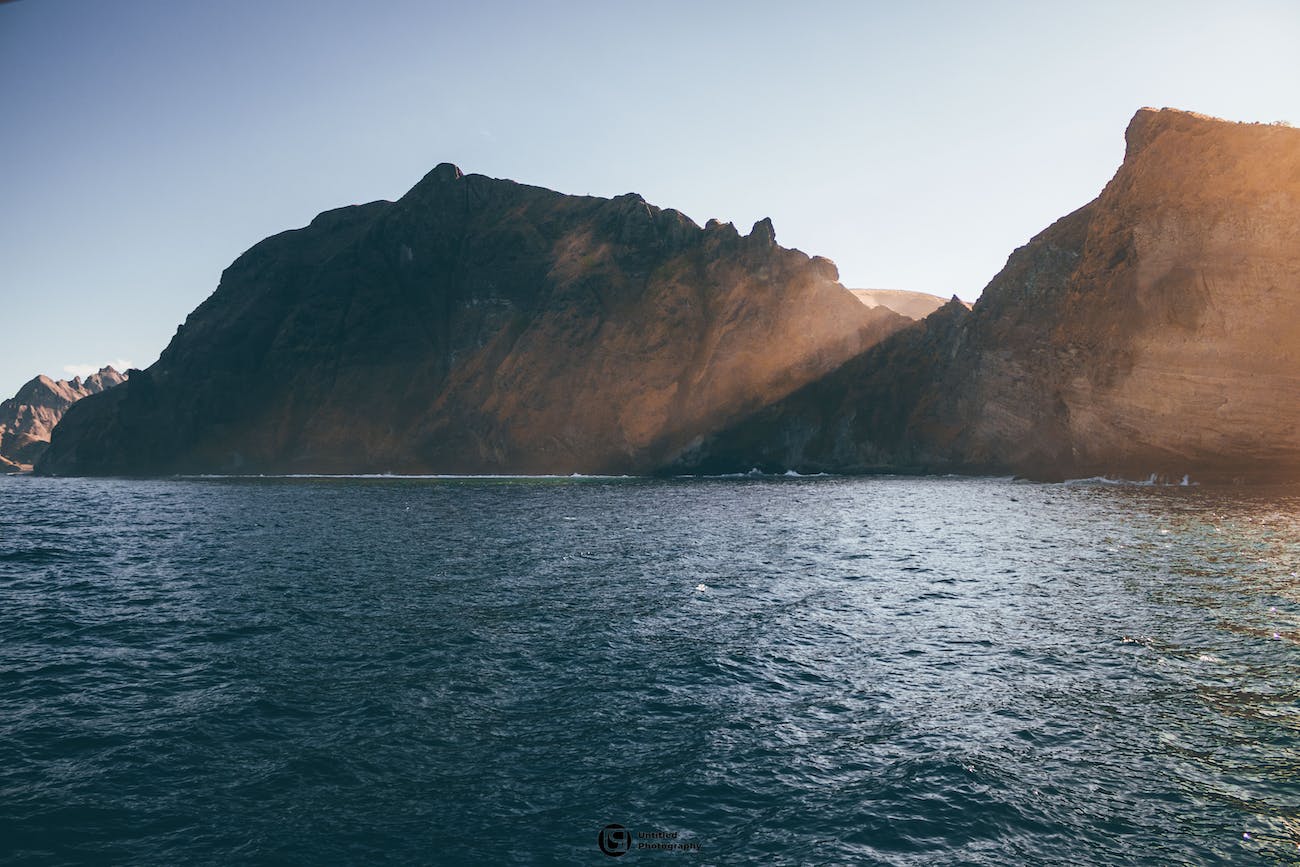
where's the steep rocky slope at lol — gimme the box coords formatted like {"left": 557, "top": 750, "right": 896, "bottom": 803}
{"left": 0, "top": 367, "right": 125, "bottom": 471}
{"left": 39, "top": 166, "right": 906, "bottom": 475}
{"left": 671, "top": 109, "right": 1300, "bottom": 482}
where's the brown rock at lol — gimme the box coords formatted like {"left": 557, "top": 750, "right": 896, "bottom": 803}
{"left": 967, "top": 108, "right": 1300, "bottom": 481}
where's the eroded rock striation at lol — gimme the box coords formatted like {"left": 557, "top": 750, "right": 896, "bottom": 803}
{"left": 672, "top": 109, "right": 1300, "bottom": 482}
{"left": 0, "top": 367, "right": 126, "bottom": 471}
{"left": 39, "top": 167, "right": 906, "bottom": 475}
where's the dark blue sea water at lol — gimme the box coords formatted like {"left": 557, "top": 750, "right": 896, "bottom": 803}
{"left": 1, "top": 474, "right": 1297, "bottom": 865}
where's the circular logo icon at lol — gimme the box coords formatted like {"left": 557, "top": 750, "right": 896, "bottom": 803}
{"left": 598, "top": 823, "right": 632, "bottom": 857}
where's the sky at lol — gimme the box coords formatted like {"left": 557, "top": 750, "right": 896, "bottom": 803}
{"left": 2, "top": 0, "right": 1299, "bottom": 398}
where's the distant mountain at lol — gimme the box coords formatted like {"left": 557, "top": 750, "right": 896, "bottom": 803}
{"left": 0, "top": 367, "right": 126, "bottom": 472}
{"left": 849, "top": 289, "right": 960, "bottom": 320}
{"left": 39, "top": 166, "right": 906, "bottom": 475}
{"left": 669, "top": 109, "right": 1300, "bottom": 482}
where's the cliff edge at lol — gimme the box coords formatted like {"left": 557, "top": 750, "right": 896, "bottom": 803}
{"left": 670, "top": 109, "right": 1300, "bottom": 482}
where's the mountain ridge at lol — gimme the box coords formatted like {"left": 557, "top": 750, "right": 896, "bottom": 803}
{"left": 0, "top": 367, "right": 126, "bottom": 472}
{"left": 39, "top": 167, "right": 906, "bottom": 475}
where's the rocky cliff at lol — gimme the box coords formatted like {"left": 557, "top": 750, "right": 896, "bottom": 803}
{"left": 0, "top": 367, "right": 126, "bottom": 471}
{"left": 39, "top": 165, "right": 906, "bottom": 475}
{"left": 671, "top": 109, "right": 1300, "bottom": 482}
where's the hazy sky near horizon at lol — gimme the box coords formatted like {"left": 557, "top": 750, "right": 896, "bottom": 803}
{"left": 2, "top": 0, "right": 1299, "bottom": 397}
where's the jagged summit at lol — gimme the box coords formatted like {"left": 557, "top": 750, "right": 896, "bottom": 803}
{"left": 0, "top": 366, "right": 126, "bottom": 471}
{"left": 748, "top": 217, "right": 776, "bottom": 245}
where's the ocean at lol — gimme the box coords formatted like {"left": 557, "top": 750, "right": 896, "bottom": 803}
{"left": 1, "top": 474, "right": 1297, "bottom": 865}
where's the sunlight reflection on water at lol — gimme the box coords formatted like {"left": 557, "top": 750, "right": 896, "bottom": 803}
{"left": 0, "top": 475, "right": 1296, "bottom": 864}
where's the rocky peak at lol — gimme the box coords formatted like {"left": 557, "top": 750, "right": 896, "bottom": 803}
{"left": 704, "top": 219, "right": 740, "bottom": 240}
{"left": 1121, "top": 106, "right": 1296, "bottom": 167}
{"left": 1124, "top": 107, "right": 1180, "bottom": 159}
{"left": 809, "top": 256, "right": 839, "bottom": 282}
{"left": 84, "top": 366, "right": 127, "bottom": 393}
{"left": 397, "top": 162, "right": 469, "bottom": 206}
{"left": 0, "top": 366, "right": 127, "bottom": 471}
{"left": 748, "top": 217, "right": 776, "bottom": 246}
{"left": 426, "top": 162, "right": 464, "bottom": 183}
{"left": 1124, "top": 107, "right": 1228, "bottom": 156}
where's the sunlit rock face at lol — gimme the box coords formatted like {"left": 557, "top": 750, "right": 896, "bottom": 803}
{"left": 39, "top": 167, "right": 906, "bottom": 475}
{"left": 0, "top": 367, "right": 126, "bottom": 471}
{"left": 972, "top": 108, "right": 1300, "bottom": 481}
{"left": 671, "top": 109, "right": 1300, "bottom": 482}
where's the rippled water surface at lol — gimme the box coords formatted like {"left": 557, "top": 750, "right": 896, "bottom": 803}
{"left": 2, "top": 475, "right": 1298, "bottom": 865}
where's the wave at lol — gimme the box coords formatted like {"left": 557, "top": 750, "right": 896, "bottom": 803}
{"left": 176, "top": 472, "right": 637, "bottom": 481}
{"left": 675, "top": 468, "right": 837, "bottom": 479}
{"left": 1063, "top": 473, "right": 1197, "bottom": 487}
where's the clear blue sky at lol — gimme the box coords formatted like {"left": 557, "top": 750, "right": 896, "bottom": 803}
{"left": 2, "top": 0, "right": 1298, "bottom": 397}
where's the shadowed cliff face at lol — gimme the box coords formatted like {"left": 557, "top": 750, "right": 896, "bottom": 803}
{"left": 664, "top": 298, "right": 977, "bottom": 475}
{"left": 39, "top": 166, "right": 906, "bottom": 476}
{"left": 672, "top": 109, "right": 1300, "bottom": 482}
{"left": 0, "top": 368, "right": 126, "bottom": 471}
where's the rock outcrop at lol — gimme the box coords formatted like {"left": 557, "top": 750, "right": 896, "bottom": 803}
{"left": 38, "top": 167, "right": 906, "bottom": 475}
{"left": 671, "top": 109, "right": 1300, "bottom": 482}
{"left": 0, "top": 367, "right": 126, "bottom": 471}
{"left": 850, "top": 288, "right": 959, "bottom": 320}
